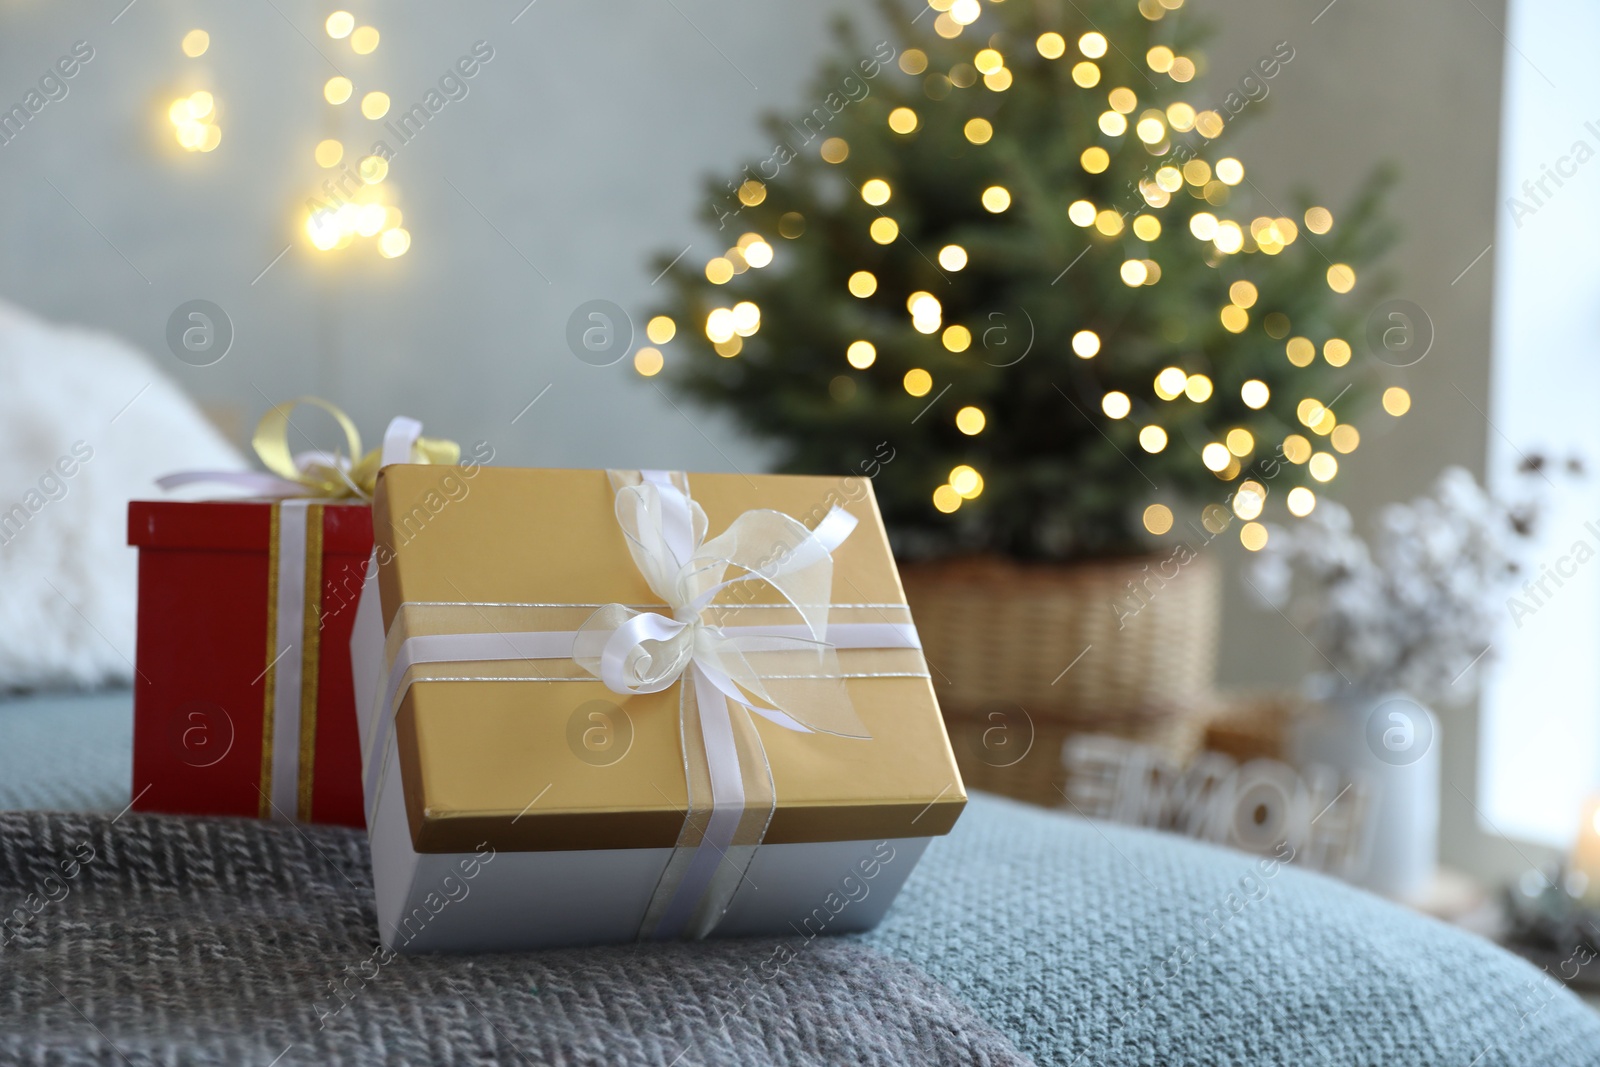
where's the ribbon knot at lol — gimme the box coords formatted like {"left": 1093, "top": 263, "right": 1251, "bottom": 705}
{"left": 571, "top": 470, "right": 868, "bottom": 738}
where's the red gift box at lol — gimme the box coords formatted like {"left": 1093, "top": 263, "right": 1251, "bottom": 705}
{"left": 127, "top": 499, "right": 372, "bottom": 827}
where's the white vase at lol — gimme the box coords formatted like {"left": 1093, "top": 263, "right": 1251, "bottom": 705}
{"left": 1289, "top": 691, "right": 1440, "bottom": 901}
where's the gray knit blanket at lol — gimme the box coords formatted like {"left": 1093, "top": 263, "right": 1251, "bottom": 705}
{"left": 0, "top": 811, "right": 1026, "bottom": 1066}
{"left": 5, "top": 794, "right": 1600, "bottom": 1065}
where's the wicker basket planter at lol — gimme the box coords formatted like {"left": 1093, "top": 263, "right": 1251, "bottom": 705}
{"left": 900, "top": 553, "right": 1220, "bottom": 807}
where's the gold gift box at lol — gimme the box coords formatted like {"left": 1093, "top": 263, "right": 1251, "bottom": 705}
{"left": 370, "top": 465, "right": 966, "bottom": 854}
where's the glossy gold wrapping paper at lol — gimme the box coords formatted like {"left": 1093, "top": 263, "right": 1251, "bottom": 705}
{"left": 371, "top": 465, "right": 966, "bottom": 854}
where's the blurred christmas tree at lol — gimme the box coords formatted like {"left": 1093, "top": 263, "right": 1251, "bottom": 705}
{"left": 640, "top": 0, "right": 1396, "bottom": 561}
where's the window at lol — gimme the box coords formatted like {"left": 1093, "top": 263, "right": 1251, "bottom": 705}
{"left": 1479, "top": 0, "right": 1600, "bottom": 847}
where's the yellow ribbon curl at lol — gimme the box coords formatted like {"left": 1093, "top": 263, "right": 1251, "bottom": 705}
{"left": 251, "top": 397, "right": 460, "bottom": 500}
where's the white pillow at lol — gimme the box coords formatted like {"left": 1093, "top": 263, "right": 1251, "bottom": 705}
{"left": 0, "top": 301, "right": 246, "bottom": 692}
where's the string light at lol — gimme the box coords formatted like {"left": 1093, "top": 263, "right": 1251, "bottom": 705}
{"left": 904, "top": 368, "right": 934, "bottom": 396}
{"left": 1154, "top": 367, "right": 1187, "bottom": 400}
{"left": 847, "top": 340, "right": 877, "bottom": 368}
{"left": 1383, "top": 386, "right": 1412, "bottom": 415}
{"left": 325, "top": 11, "right": 355, "bottom": 38}
{"left": 981, "top": 185, "right": 1011, "bottom": 212}
{"left": 647, "top": 316, "right": 676, "bottom": 344}
{"left": 1287, "top": 487, "right": 1317, "bottom": 516}
{"left": 1326, "top": 264, "right": 1356, "bottom": 293}
{"left": 705, "top": 308, "right": 736, "bottom": 343}
{"left": 1214, "top": 221, "right": 1244, "bottom": 254}
{"left": 350, "top": 25, "right": 380, "bottom": 54}
{"left": 377, "top": 227, "right": 410, "bottom": 258}
{"left": 1135, "top": 116, "right": 1165, "bottom": 144}
{"left": 1095, "top": 209, "right": 1124, "bottom": 236}
{"left": 943, "top": 325, "right": 972, "bottom": 352}
{"left": 1072, "top": 330, "right": 1100, "bottom": 358}
{"left": 939, "top": 244, "right": 968, "bottom": 270}
{"left": 955, "top": 406, "right": 986, "bottom": 435}
{"left": 1309, "top": 452, "right": 1339, "bottom": 482}
{"left": 1144, "top": 503, "right": 1174, "bottom": 534}
{"left": 1184, "top": 374, "right": 1213, "bottom": 402}
{"left": 964, "top": 118, "right": 993, "bottom": 144}
{"left": 1232, "top": 481, "right": 1264, "bottom": 520}
{"left": 870, "top": 217, "right": 900, "bottom": 244}
{"left": 169, "top": 88, "right": 220, "bottom": 152}
{"left": 181, "top": 29, "right": 210, "bottom": 57}
{"left": 633, "top": 347, "right": 664, "bottom": 377}
{"left": 950, "top": 465, "right": 985, "bottom": 499}
{"left": 1079, "top": 32, "right": 1108, "bottom": 58}
{"left": 933, "top": 484, "right": 963, "bottom": 513}
{"left": 1241, "top": 380, "right": 1270, "bottom": 408}
{"left": 731, "top": 301, "right": 761, "bottom": 337}
{"left": 949, "top": 0, "right": 981, "bottom": 26}
{"left": 1102, "top": 391, "right": 1132, "bottom": 419}
{"left": 1240, "top": 522, "right": 1269, "bottom": 551}
{"left": 861, "top": 179, "right": 892, "bottom": 206}
{"left": 848, "top": 271, "right": 877, "bottom": 297}
{"left": 744, "top": 239, "right": 773, "bottom": 267}
{"left": 888, "top": 107, "right": 919, "bottom": 134}
{"left": 1304, "top": 206, "right": 1334, "bottom": 233}
{"left": 1072, "top": 62, "right": 1101, "bottom": 87}
{"left": 1139, "top": 425, "right": 1168, "bottom": 452}
{"left": 1037, "top": 32, "right": 1066, "bottom": 59}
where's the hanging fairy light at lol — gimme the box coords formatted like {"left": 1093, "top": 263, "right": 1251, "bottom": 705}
{"left": 169, "top": 29, "right": 220, "bottom": 153}
{"left": 302, "top": 10, "right": 408, "bottom": 258}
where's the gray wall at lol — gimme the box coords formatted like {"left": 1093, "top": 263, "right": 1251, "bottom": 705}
{"left": 1, "top": 2, "right": 1516, "bottom": 869}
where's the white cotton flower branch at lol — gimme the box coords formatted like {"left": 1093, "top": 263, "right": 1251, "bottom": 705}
{"left": 1247, "top": 465, "right": 1548, "bottom": 706}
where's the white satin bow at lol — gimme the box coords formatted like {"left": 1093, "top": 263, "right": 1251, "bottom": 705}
{"left": 571, "top": 470, "right": 869, "bottom": 739}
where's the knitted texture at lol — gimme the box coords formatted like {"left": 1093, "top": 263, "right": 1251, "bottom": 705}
{"left": 2, "top": 796, "right": 1598, "bottom": 1065}
{"left": 0, "top": 809, "right": 1027, "bottom": 1067}
{"left": 865, "top": 794, "right": 1600, "bottom": 1066}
